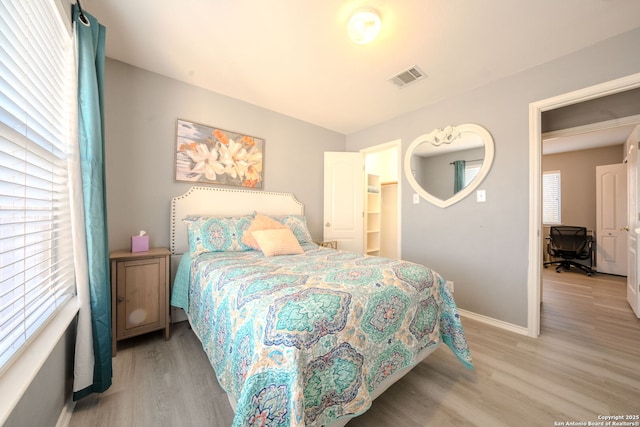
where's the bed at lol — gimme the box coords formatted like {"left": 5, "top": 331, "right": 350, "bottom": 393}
{"left": 169, "top": 186, "right": 473, "bottom": 427}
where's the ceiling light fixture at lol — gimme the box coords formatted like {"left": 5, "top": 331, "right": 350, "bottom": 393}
{"left": 347, "top": 7, "right": 381, "bottom": 44}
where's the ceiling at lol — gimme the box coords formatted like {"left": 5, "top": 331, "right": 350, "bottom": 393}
{"left": 543, "top": 124, "right": 637, "bottom": 155}
{"left": 81, "top": 0, "right": 640, "bottom": 135}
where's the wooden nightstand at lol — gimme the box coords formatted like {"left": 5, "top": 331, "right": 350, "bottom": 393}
{"left": 110, "top": 247, "right": 170, "bottom": 356}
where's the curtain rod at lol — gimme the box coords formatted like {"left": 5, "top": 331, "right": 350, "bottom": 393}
{"left": 449, "top": 158, "right": 483, "bottom": 165}
{"left": 76, "top": 0, "right": 89, "bottom": 25}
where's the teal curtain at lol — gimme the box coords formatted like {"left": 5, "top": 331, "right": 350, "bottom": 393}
{"left": 453, "top": 160, "right": 466, "bottom": 193}
{"left": 73, "top": 5, "right": 112, "bottom": 400}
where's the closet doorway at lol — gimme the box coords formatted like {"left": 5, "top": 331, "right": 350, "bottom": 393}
{"left": 362, "top": 140, "right": 402, "bottom": 259}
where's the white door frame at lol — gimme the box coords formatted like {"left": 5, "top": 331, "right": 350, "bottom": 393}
{"left": 625, "top": 125, "right": 640, "bottom": 318}
{"left": 528, "top": 72, "right": 640, "bottom": 337}
{"left": 361, "top": 140, "right": 402, "bottom": 259}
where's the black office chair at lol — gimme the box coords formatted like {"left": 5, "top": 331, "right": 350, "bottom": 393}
{"left": 544, "top": 226, "right": 594, "bottom": 276}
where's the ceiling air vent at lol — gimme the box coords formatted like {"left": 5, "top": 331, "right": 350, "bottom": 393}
{"left": 388, "top": 65, "right": 426, "bottom": 88}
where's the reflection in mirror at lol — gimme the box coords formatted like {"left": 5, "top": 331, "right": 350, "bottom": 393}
{"left": 411, "top": 136, "right": 484, "bottom": 200}
{"left": 404, "top": 124, "right": 494, "bottom": 208}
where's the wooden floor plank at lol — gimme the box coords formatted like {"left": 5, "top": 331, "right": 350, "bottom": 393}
{"left": 69, "top": 270, "right": 640, "bottom": 426}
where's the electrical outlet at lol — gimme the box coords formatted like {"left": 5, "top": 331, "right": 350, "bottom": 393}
{"left": 476, "top": 189, "right": 486, "bottom": 202}
{"left": 413, "top": 193, "right": 420, "bottom": 204}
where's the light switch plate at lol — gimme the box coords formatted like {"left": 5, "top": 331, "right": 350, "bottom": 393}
{"left": 413, "top": 193, "right": 420, "bottom": 204}
{"left": 477, "top": 189, "right": 486, "bottom": 202}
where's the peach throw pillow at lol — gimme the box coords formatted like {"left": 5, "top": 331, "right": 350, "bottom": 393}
{"left": 252, "top": 228, "right": 304, "bottom": 257}
{"left": 241, "top": 213, "right": 287, "bottom": 249}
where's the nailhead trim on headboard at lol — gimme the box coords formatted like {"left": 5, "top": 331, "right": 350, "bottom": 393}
{"left": 170, "top": 186, "right": 305, "bottom": 255}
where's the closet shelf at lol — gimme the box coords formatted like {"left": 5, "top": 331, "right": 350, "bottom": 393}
{"left": 366, "top": 173, "right": 382, "bottom": 257}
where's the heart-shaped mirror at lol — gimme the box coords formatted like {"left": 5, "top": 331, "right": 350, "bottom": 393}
{"left": 404, "top": 124, "right": 494, "bottom": 208}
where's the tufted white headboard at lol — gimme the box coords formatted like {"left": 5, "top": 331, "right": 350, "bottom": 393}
{"left": 170, "top": 186, "right": 305, "bottom": 255}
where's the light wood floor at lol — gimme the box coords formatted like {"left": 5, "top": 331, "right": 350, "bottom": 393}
{"left": 69, "top": 270, "right": 640, "bottom": 427}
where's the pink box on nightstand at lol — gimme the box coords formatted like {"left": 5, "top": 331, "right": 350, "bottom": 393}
{"left": 131, "top": 235, "right": 149, "bottom": 253}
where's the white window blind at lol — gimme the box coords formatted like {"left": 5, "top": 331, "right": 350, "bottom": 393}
{"left": 543, "top": 171, "right": 561, "bottom": 224}
{"left": 464, "top": 160, "right": 482, "bottom": 187}
{"left": 0, "top": 0, "right": 76, "bottom": 370}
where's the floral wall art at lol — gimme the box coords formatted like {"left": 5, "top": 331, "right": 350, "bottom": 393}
{"left": 175, "top": 119, "right": 264, "bottom": 188}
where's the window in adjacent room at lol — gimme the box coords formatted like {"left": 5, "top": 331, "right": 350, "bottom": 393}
{"left": 543, "top": 171, "right": 561, "bottom": 224}
{"left": 464, "top": 160, "right": 482, "bottom": 187}
{"left": 0, "top": 0, "right": 76, "bottom": 370}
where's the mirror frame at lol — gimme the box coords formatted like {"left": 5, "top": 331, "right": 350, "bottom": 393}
{"left": 404, "top": 123, "right": 495, "bottom": 208}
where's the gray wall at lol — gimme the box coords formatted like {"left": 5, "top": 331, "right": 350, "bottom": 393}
{"left": 104, "top": 59, "right": 346, "bottom": 251}
{"left": 542, "top": 87, "right": 640, "bottom": 132}
{"left": 5, "top": 320, "right": 76, "bottom": 427}
{"left": 346, "top": 27, "right": 640, "bottom": 327}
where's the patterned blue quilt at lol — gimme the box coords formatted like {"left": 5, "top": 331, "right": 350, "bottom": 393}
{"left": 171, "top": 243, "right": 473, "bottom": 427}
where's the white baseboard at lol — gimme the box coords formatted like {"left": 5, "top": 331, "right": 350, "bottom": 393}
{"left": 56, "top": 397, "right": 75, "bottom": 427}
{"left": 458, "top": 309, "right": 530, "bottom": 336}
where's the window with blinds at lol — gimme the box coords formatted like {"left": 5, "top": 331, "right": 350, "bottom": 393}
{"left": 0, "top": 0, "right": 76, "bottom": 370}
{"left": 464, "top": 160, "right": 482, "bottom": 187}
{"left": 543, "top": 171, "right": 562, "bottom": 225}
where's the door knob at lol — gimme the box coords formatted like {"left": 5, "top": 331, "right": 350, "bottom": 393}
{"left": 325, "top": 222, "right": 331, "bottom": 227}
{"left": 621, "top": 226, "right": 630, "bottom": 231}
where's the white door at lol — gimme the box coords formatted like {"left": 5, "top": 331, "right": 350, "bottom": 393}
{"left": 323, "top": 152, "right": 364, "bottom": 253}
{"left": 626, "top": 125, "right": 640, "bottom": 317}
{"left": 596, "top": 163, "right": 628, "bottom": 275}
